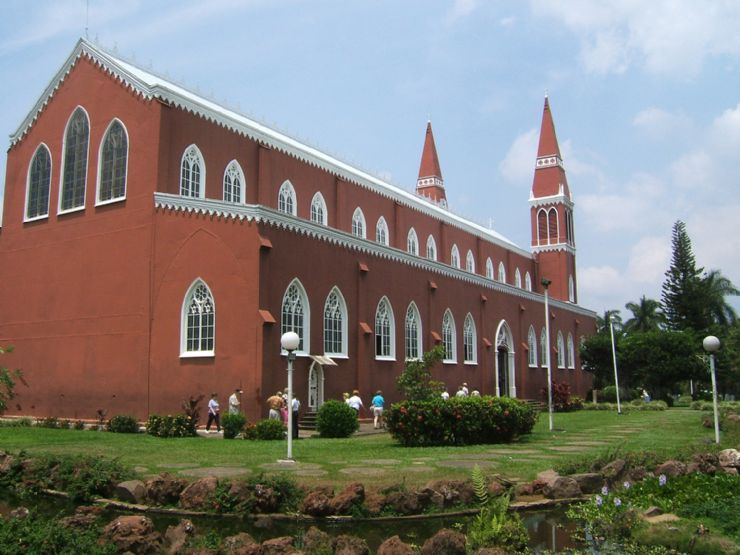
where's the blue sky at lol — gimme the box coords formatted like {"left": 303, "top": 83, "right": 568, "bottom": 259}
{"left": 1, "top": 0, "right": 739, "bottom": 317}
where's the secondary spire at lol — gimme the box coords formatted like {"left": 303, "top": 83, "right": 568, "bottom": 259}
{"left": 416, "top": 121, "right": 447, "bottom": 206}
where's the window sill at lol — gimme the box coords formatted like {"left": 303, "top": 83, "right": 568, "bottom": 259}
{"left": 96, "top": 196, "right": 126, "bottom": 207}
{"left": 180, "top": 351, "right": 215, "bottom": 359}
{"left": 464, "top": 361, "right": 478, "bottom": 366}
{"left": 24, "top": 214, "right": 49, "bottom": 223}
{"left": 443, "top": 360, "right": 457, "bottom": 365}
{"left": 58, "top": 205, "right": 85, "bottom": 216}
{"left": 375, "top": 356, "right": 396, "bottom": 362}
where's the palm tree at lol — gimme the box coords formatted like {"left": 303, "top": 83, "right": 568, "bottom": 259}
{"left": 624, "top": 295, "right": 666, "bottom": 332}
{"left": 596, "top": 310, "right": 622, "bottom": 334}
{"left": 701, "top": 269, "right": 739, "bottom": 327}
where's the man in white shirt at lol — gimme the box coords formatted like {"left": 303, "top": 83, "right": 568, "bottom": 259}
{"left": 228, "top": 388, "right": 242, "bottom": 415}
{"left": 291, "top": 395, "right": 301, "bottom": 439}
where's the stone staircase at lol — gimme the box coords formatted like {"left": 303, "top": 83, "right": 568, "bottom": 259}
{"left": 299, "top": 410, "right": 318, "bottom": 430}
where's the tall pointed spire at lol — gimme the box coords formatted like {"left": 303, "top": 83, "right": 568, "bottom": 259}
{"left": 532, "top": 96, "right": 570, "bottom": 200}
{"left": 416, "top": 121, "right": 447, "bottom": 206}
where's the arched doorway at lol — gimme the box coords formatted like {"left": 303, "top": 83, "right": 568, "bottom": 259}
{"left": 495, "top": 321, "right": 516, "bottom": 397}
{"left": 308, "top": 361, "right": 325, "bottom": 411}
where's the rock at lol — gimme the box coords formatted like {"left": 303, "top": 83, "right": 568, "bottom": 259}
{"left": 252, "top": 483, "right": 280, "bottom": 513}
{"left": 329, "top": 482, "right": 364, "bottom": 515}
{"left": 718, "top": 449, "right": 740, "bottom": 469}
{"left": 543, "top": 476, "right": 581, "bottom": 499}
{"left": 9, "top": 507, "right": 29, "bottom": 519}
{"left": 384, "top": 489, "right": 422, "bottom": 515}
{"left": 222, "top": 532, "right": 259, "bottom": 554}
{"left": 420, "top": 528, "right": 467, "bottom": 555}
{"left": 376, "top": 535, "right": 415, "bottom": 555}
{"left": 626, "top": 466, "right": 648, "bottom": 483}
{"left": 475, "top": 549, "right": 511, "bottom": 555}
{"left": 164, "top": 519, "right": 195, "bottom": 554}
{"left": 363, "top": 491, "right": 386, "bottom": 516}
{"left": 487, "top": 480, "right": 507, "bottom": 498}
{"left": 601, "top": 459, "right": 626, "bottom": 482}
{"left": 258, "top": 536, "right": 298, "bottom": 554}
{"left": 0, "top": 452, "right": 15, "bottom": 476}
{"left": 179, "top": 476, "right": 219, "bottom": 510}
{"left": 302, "top": 527, "right": 332, "bottom": 554}
{"left": 423, "top": 479, "right": 475, "bottom": 507}
{"left": 100, "top": 515, "right": 163, "bottom": 554}
{"left": 333, "top": 534, "right": 370, "bottom": 555}
{"left": 655, "top": 460, "right": 687, "bottom": 478}
{"left": 115, "top": 479, "right": 147, "bottom": 504}
{"left": 722, "top": 466, "right": 738, "bottom": 475}
{"left": 570, "top": 473, "right": 602, "bottom": 494}
{"left": 643, "top": 506, "right": 663, "bottom": 517}
{"left": 536, "top": 469, "right": 559, "bottom": 487}
{"left": 687, "top": 453, "right": 718, "bottom": 475}
{"left": 59, "top": 505, "right": 104, "bottom": 529}
{"left": 146, "top": 473, "right": 188, "bottom": 505}
{"left": 301, "top": 489, "right": 334, "bottom": 517}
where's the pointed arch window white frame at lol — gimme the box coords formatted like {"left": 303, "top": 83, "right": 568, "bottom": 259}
{"left": 352, "top": 207, "right": 366, "bottom": 239}
{"left": 463, "top": 313, "right": 477, "bottom": 364}
{"left": 223, "top": 160, "right": 245, "bottom": 204}
{"left": 281, "top": 279, "right": 310, "bottom": 354}
{"left": 497, "top": 262, "right": 506, "bottom": 283}
{"left": 180, "top": 144, "right": 205, "bottom": 199}
{"left": 525, "top": 272, "right": 533, "bottom": 292}
{"left": 465, "top": 250, "right": 475, "bottom": 273}
{"left": 375, "top": 216, "right": 389, "bottom": 245}
{"left": 514, "top": 268, "right": 522, "bottom": 288}
{"left": 404, "top": 302, "right": 422, "bottom": 361}
{"left": 495, "top": 320, "right": 516, "bottom": 397}
{"left": 181, "top": 278, "right": 215, "bottom": 357}
{"left": 486, "top": 258, "right": 494, "bottom": 280}
{"left": 278, "top": 180, "right": 297, "bottom": 216}
{"left": 450, "top": 245, "right": 460, "bottom": 269}
{"left": 323, "top": 287, "right": 347, "bottom": 357}
{"left": 540, "top": 327, "right": 549, "bottom": 368}
{"left": 96, "top": 118, "right": 128, "bottom": 205}
{"left": 375, "top": 296, "right": 395, "bottom": 360}
{"left": 310, "top": 192, "right": 328, "bottom": 225}
{"left": 527, "top": 326, "right": 538, "bottom": 367}
{"left": 442, "top": 309, "right": 457, "bottom": 363}
{"left": 567, "top": 333, "right": 575, "bottom": 369}
{"left": 568, "top": 275, "right": 576, "bottom": 303}
{"left": 557, "top": 331, "right": 565, "bottom": 368}
{"left": 407, "top": 228, "right": 419, "bottom": 255}
{"left": 59, "top": 106, "right": 90, "bottom": 214}
{"left": 426, "top": 235, "right": 437, "bottom": 261}
{"left": 25, "top": 143, "right": 52, "bottom": 221}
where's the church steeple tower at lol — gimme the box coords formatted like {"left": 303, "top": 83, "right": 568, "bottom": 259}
{"left": 530, "top": 96, "right": 577, "bottom": 303}
{"left": 416, "top": 121, "right": 447, "bottom": 206}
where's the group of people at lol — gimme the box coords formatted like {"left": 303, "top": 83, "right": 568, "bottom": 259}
{"left": 440, "top": 382, "right": 480, "bottom": 400}
{"left": 266, "top": 389, "right": 301, "bottom": 439}
{"left": 204, "top": 388, "right": 244, "bottom": 433}
{"left": 343, "top": 389, "right": 386, "bottom": 429}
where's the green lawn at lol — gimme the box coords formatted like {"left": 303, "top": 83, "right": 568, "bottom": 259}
{"left": 0, "top": 409, "right": 729, "bottom": 488}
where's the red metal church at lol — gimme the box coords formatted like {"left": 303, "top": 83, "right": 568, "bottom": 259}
{"left": 0, "top": 39, "right": 595, "bottom": 422}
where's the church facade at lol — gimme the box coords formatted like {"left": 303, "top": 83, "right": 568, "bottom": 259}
{"left": 0, "top": 39, "right": 595, "bottom": 422}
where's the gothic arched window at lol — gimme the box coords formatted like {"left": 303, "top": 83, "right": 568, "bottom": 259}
{"left": 527, "top": 326, "right": 538, "bottom": 367}
{"left": 442, "top": 310, "right": 456, "bottom": 362}
{"left": 466, "top": 250, "right": 475, "bottom": 273}
{"left": 426, "top": 235, "right": 437, "bottom": 261}
{"left": 352, "top": 208, "right": 366, "bottom": 238}
{"left": 98, "top": 119, "right": 128, "bottom": 203}
{"left": 375, "top": 217, "right": 389, "bottom": 245}
{"left": 450, "top": 245, "right": 460, "bottom": 268}
{"left": 223, "top": 160, "right": 245, "bottom": 203}
{"left": 60, "top": 107, "right": 90, "bottom": 211}
{"left": 405, "top": 302, "right": 422, "bottom": 360}
{"left": 375, "top": 297, "right": 395, "bottom": 359}
{"left": 26, "top": 144, "right": 51, "bottom": 220}
{"left": 407, "top": 228, "right": 419, "bottom": 255}
{"left": 278, "top": 180, "right": 297, "bottom": 215}
{"left": 463, "top": 313, "right": 476, "bottom": 363}
{"left": 281, "top": 280, "right": 309, "bottom": 352}
{"left": 323, "top": 287, "right": 347, "bottom": 356}
{"left": 311, "top": 192, "right": 328, "bottom": 225}
{"left": 182, "top": 279, "right": 215, "bottom": 356}
{"left": 180, "top": 144, "right": 205, "bottom": 199}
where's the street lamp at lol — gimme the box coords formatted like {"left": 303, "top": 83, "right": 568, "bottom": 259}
{"left": 609, "top": 314, "right": 622, "bottom": 414}
{"left": 280, "top": 331, "right": 300, "bottom": 462}
{"left": 702, "top": 335, "right": 721, "bottom": 444}
{"left": 542, "top": 278, "right": 553, "bottom": 432}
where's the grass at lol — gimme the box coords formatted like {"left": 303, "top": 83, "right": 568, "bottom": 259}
{"left": 0, "top": 408, "right": 732, "bottom": 489}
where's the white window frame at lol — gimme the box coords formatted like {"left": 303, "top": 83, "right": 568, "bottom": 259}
{"left": 567, "top": 333, "right": 575, "bottom": 369}
{"left": 569, "top": 275, "right": 575, "bottom": 303}
{"left": 463, "top": 313, "right": 477, "bottom": 364}
{"left": 352, "top": 207, "right": 366, "bottom": 239}
{"left": 407, "top": 228, "right": 419, "bottom": 255}
{"left": 527, "top": 326, "right": 538, "bottom": 367}
{"left": 310, "top": 192, "right": 328, "bottom": 225}
{"left": 404, "top": 302, "right": 422, "bottom": 361}
{"left": 278, "top": 180, "right": 297, "bottom": 215}
{"left": 180, "top": 144, "right": 205, "bottom": 199}
{"left": 426, "top": 235, "right": 437, "bottom": 260}
{"left": 540, "top": 328, "right": 549, "bottom": 368}
{"left": 375, "top": 216, "right": 389, "bottom": 245}
{"left": 514, "top": 268, "right": 522, "bottom": 288}
{"left": 375, "top": 296, "right": 395, "bottom": 360}
{"left": 25, "top": 143, "right": 52, "bottom": 222}
{"left": 323, "top": 286, "right": 347, "bottom": 357}
{"left": 180, "top": 278, "right": 216, "bottom": 358}
{"left": 465, "top": 250, "right": 475, "bottom": 273}
{"left": 450, "top": 244, "right": 460, "bottom": 268}
{"left": 223, "top": 160, "right": 245, "bottom": 204}
{"left": 498, "top": 261, "right": 506, "bottom": 283}
{"left": 58, "top": 106, "right": 90, "bottom": 214}
{"left": 442, "top": 309, "right": 457, "bottom": 363}
{"left": 525, "top": 272, "right": 533, "bottom": 292}
{"left": 281, "top": 279, "right": 310, "bottom": 354}
{"left": 96, "top": 118, "right": 128, "bottom": 206}
{"left": 557, "top": 331, "right": 565, "bottom": 368}
{"left": 486, "top": 258, "right": 494, "bottom": 279}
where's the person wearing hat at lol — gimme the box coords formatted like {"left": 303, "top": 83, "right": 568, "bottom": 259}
{"left": 228, "top": 388, "right": 243, "bottom": 415}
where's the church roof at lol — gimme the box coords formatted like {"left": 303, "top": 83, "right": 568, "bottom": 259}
{"left": 9, "top": 38, "right": 527, "bottom": 255}
{"left": 536, "top": 96, "right": 561, "bottom": 159}
{"left": 418, "top": 121, "right": 443, "bottom": 180}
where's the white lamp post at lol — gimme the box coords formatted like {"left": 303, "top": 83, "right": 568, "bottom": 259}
{"left": 542, "top": 278, "right": 553, "bottom": 432}
{"left": 702, "top": 335, "right": 721, "bottom": 444}
{"left": 609, "top": 314, "right": 622, "bottom": 414}
{"left": 280, "top": 331, "right": 300, "bottom": 462}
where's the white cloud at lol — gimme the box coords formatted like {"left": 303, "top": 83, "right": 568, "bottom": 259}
{"left": 633, "top": 107, "right": 692, "bottom": 140}
{"left": 498, "top": 128, "right": 538, "bottom": 186}
{"left": 626, "top": 236, "right": 670, "bottom": 285}
{"left": 446, "top": 0, "right": 479, "bottom": 24}
{"left": 499, "top": 16, "right": 517, "bottom": 27}
{"left": 707, "top": 103, "right": 740, "bottom": 156}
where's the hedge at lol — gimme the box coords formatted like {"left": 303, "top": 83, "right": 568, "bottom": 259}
{"left": 386, "top": 396, "right": 537, "bottom": 447}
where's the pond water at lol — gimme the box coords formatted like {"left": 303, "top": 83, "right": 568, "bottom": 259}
{"left": 0, "top": 490, "right": 580, "bottom": 552}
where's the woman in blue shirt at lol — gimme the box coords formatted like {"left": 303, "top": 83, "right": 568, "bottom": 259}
{"left": 371, "top": 390, "right": 385, "bottom": 429}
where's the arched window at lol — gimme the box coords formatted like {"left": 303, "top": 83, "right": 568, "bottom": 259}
{"left": 548, "top": 207, "right": 559, "bottom": 243}
{"left": 537, "top": 208, "right": 548, "bottom": 245}
{"left": 567, "top": 333, "right": 575, "bottom": 369}
{"left": 223, "top": 160, "right": 245, "bottom": 203}
{"left": 375, "top": 217, "right": 388, "bottom": 245}
{"left": 278, "top": 180, "right": 297, "bottom": 215}
{"left": 98, "top": 119, "right": 128, "bottom": 203}
{"left": 525, "top": 272, "right": 533, "bottom": 292}
{"left": 407, "top": 228, "right": 418, "bottom": 255}
{"left": 557, "top": 332, "right": 565, "bottom": 368}
{"left": 375, "top": 297, "right": 395, "bottom": 359}
{"left": 310, "top": 192, "right": 328, "bottom": 225}
{"left": 60, "top": 107, "right": 89, "bottom": 211}
{"left": 405, "top": 302, "right": 422, "bottom": 360}
{"left": 426, "top": 235, "right": 437, "bottom": 260}
{"left": 463, "top": 313, "right": 476, "bottom": 363}
{"left": 352, "top": 208, "right": 366, "bottom": 238}
{"left": 26, "top": 144, "right": 51, "bottom": 220}
{"left": 323, "top": 287, "right": 347, "bottom": 356}
{"left": 180, "top": 144, "right": 205, "bottom": 199}
{"left": 450, "top": 245, "right": 460, "bottom": 268}
{"left": 181, "top": 279, "right": 215, "bottom": 356}
{"left": 527, "top": 326, "right": 538, "bottom": 367}
{"left": 466, "top": 250, "right": 475, "bottom": 273}
{"left": 281, "top": 280, "right": 309, "bottom": 353}
{"left": 498, "top": 262, "right": 506, "bottom": 283}
{"left": 568, "top": 275, "right": 575, "bottom": 303}
{"left": 442, "top": 309, "right": 456, "bottom": 363}
{"left": 540, "top": 328, "right": 549, "bottom": 368}
{"left": 486, "top": 258, "right": 494, "bottom": 279}
{"left": 514, "top": 269, "right": 522, "bottom": 288}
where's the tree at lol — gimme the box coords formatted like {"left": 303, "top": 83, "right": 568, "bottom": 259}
{"left": 0, "top": 346, "right": 23, "bottom": 414}
{"left": 396, "top": 345, "right": 445, "bottom": 401}
{"left": 596, "top": 310, "right": 622, "bottom": 334}
{"left": 661, "top": 220, "right": 706, "bottom": 331}
{"left": 700, "top": 269, "right": 739, "bottom": 328}
{"left": 580, "top": 322, "right": 623, "bottom": 390}
{"left": 624, "top": 295, "right": 666, "bottom": 332}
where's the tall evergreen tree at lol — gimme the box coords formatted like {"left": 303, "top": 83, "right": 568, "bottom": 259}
{"left": 661, "top": 220, "right": 705, "bottom": 331}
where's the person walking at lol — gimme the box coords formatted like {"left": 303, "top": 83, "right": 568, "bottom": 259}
{"left": 228, "top": 388, "right": 242, "bottom": 415}
{"left": 267, "top": 391, "right": 283, "bottom": 420}
{"left": 371, "top": 390, "right": 385, "bottom": 429}
{"left": 441, "top": 387, "right": 450, "bottom": 400}
{"left": 291, "top": 394, "right": 301, "bottom": 439}
{"left": 346, "top": 389, "right": 364, "bottom": 416}
{"left": 206, "top": 392, "right": 221, "bottom": 433}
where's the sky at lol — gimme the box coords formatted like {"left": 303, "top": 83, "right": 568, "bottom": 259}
{"left": 1, "top": 0, "right": 739, "bottom": 317}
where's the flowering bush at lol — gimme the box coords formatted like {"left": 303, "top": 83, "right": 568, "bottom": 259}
{"left": 386, "top": 396, "right": 537, "bottom": 447}
{"left": 542, "top": 382, "right": 583, "bottom": 412}
{"left": 566, "top": 483, "right": 639, "bottom": 550}
{"left": 146, "top": 414, "right": 196, "bottom": 437}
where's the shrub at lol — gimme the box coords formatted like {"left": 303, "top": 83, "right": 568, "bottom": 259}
{"left": 36, "top": 416, "right": 60, "bottom": 429}
{"left": 396, "top": 345, "right": 445, "bottom": 401}
{"left": 316, "top": 400, "right": 359, "bottom": 438}
{"left": 221, "top": 413, "right": 246, "bottom": 439}
{"left": 386, "top": 396, "right": 537, "bottom": 447}
{"left": 0, "top": 417, "right": 32, "bottom": 428}
{"left": 601, "top": 385, "right": 632, "bottom": 403}
{"left": 542, "top": 382, "right": 582, "bottom": 412}
{"left": 146, "top": 414, "right": 196, "bottom": 438}
{"left": 73, "top": 420, "right": 86, "bottom": 430}
{"left": 106, "top": 415, "right": 139, "bottom": 433}
{"left": 244, "top": 418, "right": 285, "bottom": 440}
